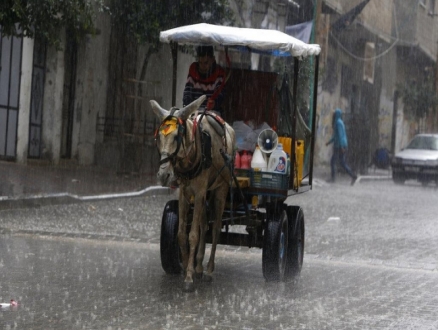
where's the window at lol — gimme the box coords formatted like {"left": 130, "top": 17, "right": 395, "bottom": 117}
{"left": 363, "top": 42, "right": 375, "bottom": 84}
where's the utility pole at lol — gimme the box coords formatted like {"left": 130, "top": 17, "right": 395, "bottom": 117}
{"left": 431, "top": 10, "right": 438, "bottom": 132}
{"left": 313, "top": 0, "right": 323, "bottom": 46}
{"left": 435, "top": 40, "right": 438, "bottom": 132}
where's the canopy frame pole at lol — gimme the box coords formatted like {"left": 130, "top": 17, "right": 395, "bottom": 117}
{"left": 291, "top": 57, "right": 300, "bottom": 191}
{"left": 309, "top": 55, "right": 320, "bottom": 187}
{"left": 171, "top": 42, "right": 178, "bottom": 106}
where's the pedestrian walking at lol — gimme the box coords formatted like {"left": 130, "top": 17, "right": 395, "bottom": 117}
{"left": 326, "top": 108, "right": 358, "bottom": 185}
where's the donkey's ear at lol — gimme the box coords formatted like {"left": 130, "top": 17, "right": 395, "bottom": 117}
{"left": 150, "top": 100, "right": 170, "bottom": 121}
{"left": 179, "top": 95, "right": 207, "bottom": 120}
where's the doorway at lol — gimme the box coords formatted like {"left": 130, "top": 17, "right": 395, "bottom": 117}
{"left": 0, "top": 29, "right": 23, "bottom": 160}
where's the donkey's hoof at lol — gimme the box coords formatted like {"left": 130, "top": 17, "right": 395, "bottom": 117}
{"left": 183, "top": 282, "right": 195, "bottom": 293}
{"left": 194, "top": 272, "right": 203, "bottom": 281}
{"left": 202, "top": 274, "right": 213, "bottom": 282}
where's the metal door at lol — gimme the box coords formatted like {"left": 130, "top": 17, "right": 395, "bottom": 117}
{"left": 0, "top": 28, "right": 23, "bottom": 160}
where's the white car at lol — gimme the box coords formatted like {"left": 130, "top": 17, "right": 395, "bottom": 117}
{"left": 392, "top": 134, "right": 438, "bottom": 186}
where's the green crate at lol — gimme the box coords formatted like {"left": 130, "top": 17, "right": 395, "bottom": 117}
{"left": 250, "top": 170, "right": 289, "bottom": 190}
{"left": 234, "top": 168, "right": 251, "bottom": 178}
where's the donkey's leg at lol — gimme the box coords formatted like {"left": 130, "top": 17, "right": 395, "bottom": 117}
{"left": 195, "top": 212, "right": 207, "bottom": 280}
{"left": 205, "top": 186, "right": 227, "bottom": 281}
{"left": 184, "top": 194, "right": 205, "bottom": 292}
{"left": 177, "top": 189, "right": 190, "bottom": 272}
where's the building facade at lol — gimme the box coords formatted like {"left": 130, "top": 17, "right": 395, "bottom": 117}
{"left": 2, "top": 0, "right": 438, "bottom": 177}
{"left": 312, "top": 0, "right": 438, "bottom": 173}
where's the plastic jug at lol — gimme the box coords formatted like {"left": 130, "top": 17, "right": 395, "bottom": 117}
{"left": 234, "top": 150, "right": 241, "bottom": 169}
{"left": 251, "top": 145, "right": 267, "bottom": 171}
{"left": 278, "top": 137, "right": 304, "bottom": 186}
{"left": 267, "top": 143, "right": 288, "bottom": 174}
{"left": 240, "top": 150, "right": 251, "bottom": 169}
{"left": 295, "top": 140, "right": 304, "bottom": 187}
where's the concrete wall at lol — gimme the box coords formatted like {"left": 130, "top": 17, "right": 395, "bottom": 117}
{"left": 16, "top": 37, "right": 34, "bottom": 163}
{"left": 416, "top": 1, "right": 437, "bottom": 60}
{"left": 377, "top": 44, "right": 397, "bottom": 151}
{"left": 72, "top": 13, "right": 111, "bottom": 165}
{"left": 41, "top": 31, "right": 66, "bottom": 165}
{"left": 361, "top": 1, "right": 393, "bottom": 37}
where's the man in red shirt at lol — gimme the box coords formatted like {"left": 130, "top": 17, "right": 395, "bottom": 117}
{"left": 183, "top": 46, "right": 226, "bottom": 115}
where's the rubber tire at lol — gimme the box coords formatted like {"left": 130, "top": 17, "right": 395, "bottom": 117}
{"left": 420, "top": 180, "right": 429, "bottom": 187}
{"left": 392, "top": 172, "right": 405, "bottom": 184}
{"left": 285, "top": 206, "right": 305, "bottom": 280}
{"left": 262, "top": 209, "right": 288, "bottom": 282}
{"left": 160, "top": 200, "right": 182, "bottom": 274}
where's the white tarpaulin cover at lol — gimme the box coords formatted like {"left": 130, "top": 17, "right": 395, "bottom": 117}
{"left": 160, "top": 23, "right": 321, "bottom": 58}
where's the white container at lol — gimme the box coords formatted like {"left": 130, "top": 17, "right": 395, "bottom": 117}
{"left": 267, "top": 143, "right": 288, "bottom": 174}
{"left": 251, "top": 145, "right": 267, "bottom": 171}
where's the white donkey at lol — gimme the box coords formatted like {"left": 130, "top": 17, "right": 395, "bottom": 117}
{"left": 150, "top": 95, "right": 235, "bottom": 292}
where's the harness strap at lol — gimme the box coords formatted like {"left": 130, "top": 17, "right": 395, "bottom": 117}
{"left": 155, "top": 112, "right": 229, "bottom": 181}
{"left": 155, "top": 116, "right": 186, "bottom": 166}
{"left": 175, "top": 159, "right": 203, "bottom": 180}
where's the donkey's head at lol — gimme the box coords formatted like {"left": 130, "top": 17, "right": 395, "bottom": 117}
{"left": 150, "top": 95, "right": 206, "bottom": 187}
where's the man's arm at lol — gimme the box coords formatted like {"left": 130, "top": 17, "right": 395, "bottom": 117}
{"left": 211, "top": 66, "right": 226, "bottom": 109}
{"left": 183, "top": 81, "right": 193, "bottom": 107}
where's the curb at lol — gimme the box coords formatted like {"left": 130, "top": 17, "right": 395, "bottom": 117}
{"left": 0, "top": 186, "right": 172, "bottom": 210}
{"left": 356, "top": 175, "right": 392, "bottom": 183}
{"left": 0, "top": 174, "right": 392, "bottom": 210}
{"left": 312, "top": 174, "right": 392, "bottom": 187}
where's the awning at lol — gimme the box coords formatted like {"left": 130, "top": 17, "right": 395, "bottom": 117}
{"left": 160, "top": 23, "right": 321, "bottom": 58}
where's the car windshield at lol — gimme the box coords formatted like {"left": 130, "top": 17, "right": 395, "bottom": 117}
{"left": 406, "top": 136, "right": 438, "bottom": 150}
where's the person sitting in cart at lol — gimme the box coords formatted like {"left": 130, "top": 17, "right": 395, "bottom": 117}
{"left": 183, "top": 45, "right": 226, "bottom": 116}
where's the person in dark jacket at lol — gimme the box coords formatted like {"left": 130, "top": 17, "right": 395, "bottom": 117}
{"left": 183, "top": 46, "right": 226, "bottom": 115}
{"left": 326, "top": 108, "right": 358, "bottom": 185}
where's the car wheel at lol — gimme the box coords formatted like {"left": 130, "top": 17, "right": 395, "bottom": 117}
{"left": 420, "top": 179, "right": 429, "bottom": 187}
{"left": 392, "top": 172, "right": 405, "bottom": 184}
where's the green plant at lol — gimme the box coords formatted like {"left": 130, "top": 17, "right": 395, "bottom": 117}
{"left": 108, "top": 0, "right": 234, "bottom": 106}
{"left": 397, "top": 73, "right": 438, "bottom": 121}
{"left": 0, "top": 0, "right": 107, "bottom": 48}
{"left": 109, "top": 0, "right": 233, "bottom": 48}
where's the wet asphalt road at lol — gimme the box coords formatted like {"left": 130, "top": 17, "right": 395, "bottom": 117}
{"left": 0, "top": 179, "right": 437, "bottom": 329}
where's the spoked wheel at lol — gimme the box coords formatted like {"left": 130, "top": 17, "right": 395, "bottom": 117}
{"left": 160, "top": 200, "right": 182, "bottom": 274}
{"left": 285, "top": 206, "right": 305, "bottom": 280}
{"left": 262, "top": 206, "right": 288, "bottom": 282}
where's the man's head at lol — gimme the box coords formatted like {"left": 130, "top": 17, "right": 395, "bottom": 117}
{"left": 196, "top": 46, "right": 214, "bottom": 74}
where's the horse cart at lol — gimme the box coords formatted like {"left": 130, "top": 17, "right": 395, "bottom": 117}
{"left": 151, "top": 23, "right": 320, "bottom": 291}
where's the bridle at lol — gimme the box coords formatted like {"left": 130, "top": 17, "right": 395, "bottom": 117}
{"left": 154, "top": 115, "right": 188, "bottom": 167}
{"left": 154, "top": 110, "right": 229, "bottom": 183}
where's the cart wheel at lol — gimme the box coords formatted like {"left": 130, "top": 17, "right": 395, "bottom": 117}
{"left": 285, "top": 206, "right": 305, "bottom": 280}
{"left": 160, "top": 200, "right": 182, "bottom": 274}
{"left": 262, "top": 209, "right": 288, "bottom": 282}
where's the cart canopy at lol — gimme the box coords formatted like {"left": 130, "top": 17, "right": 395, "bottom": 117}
{"left": 160, "top": 23, "right": 321, "bottom": 58}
